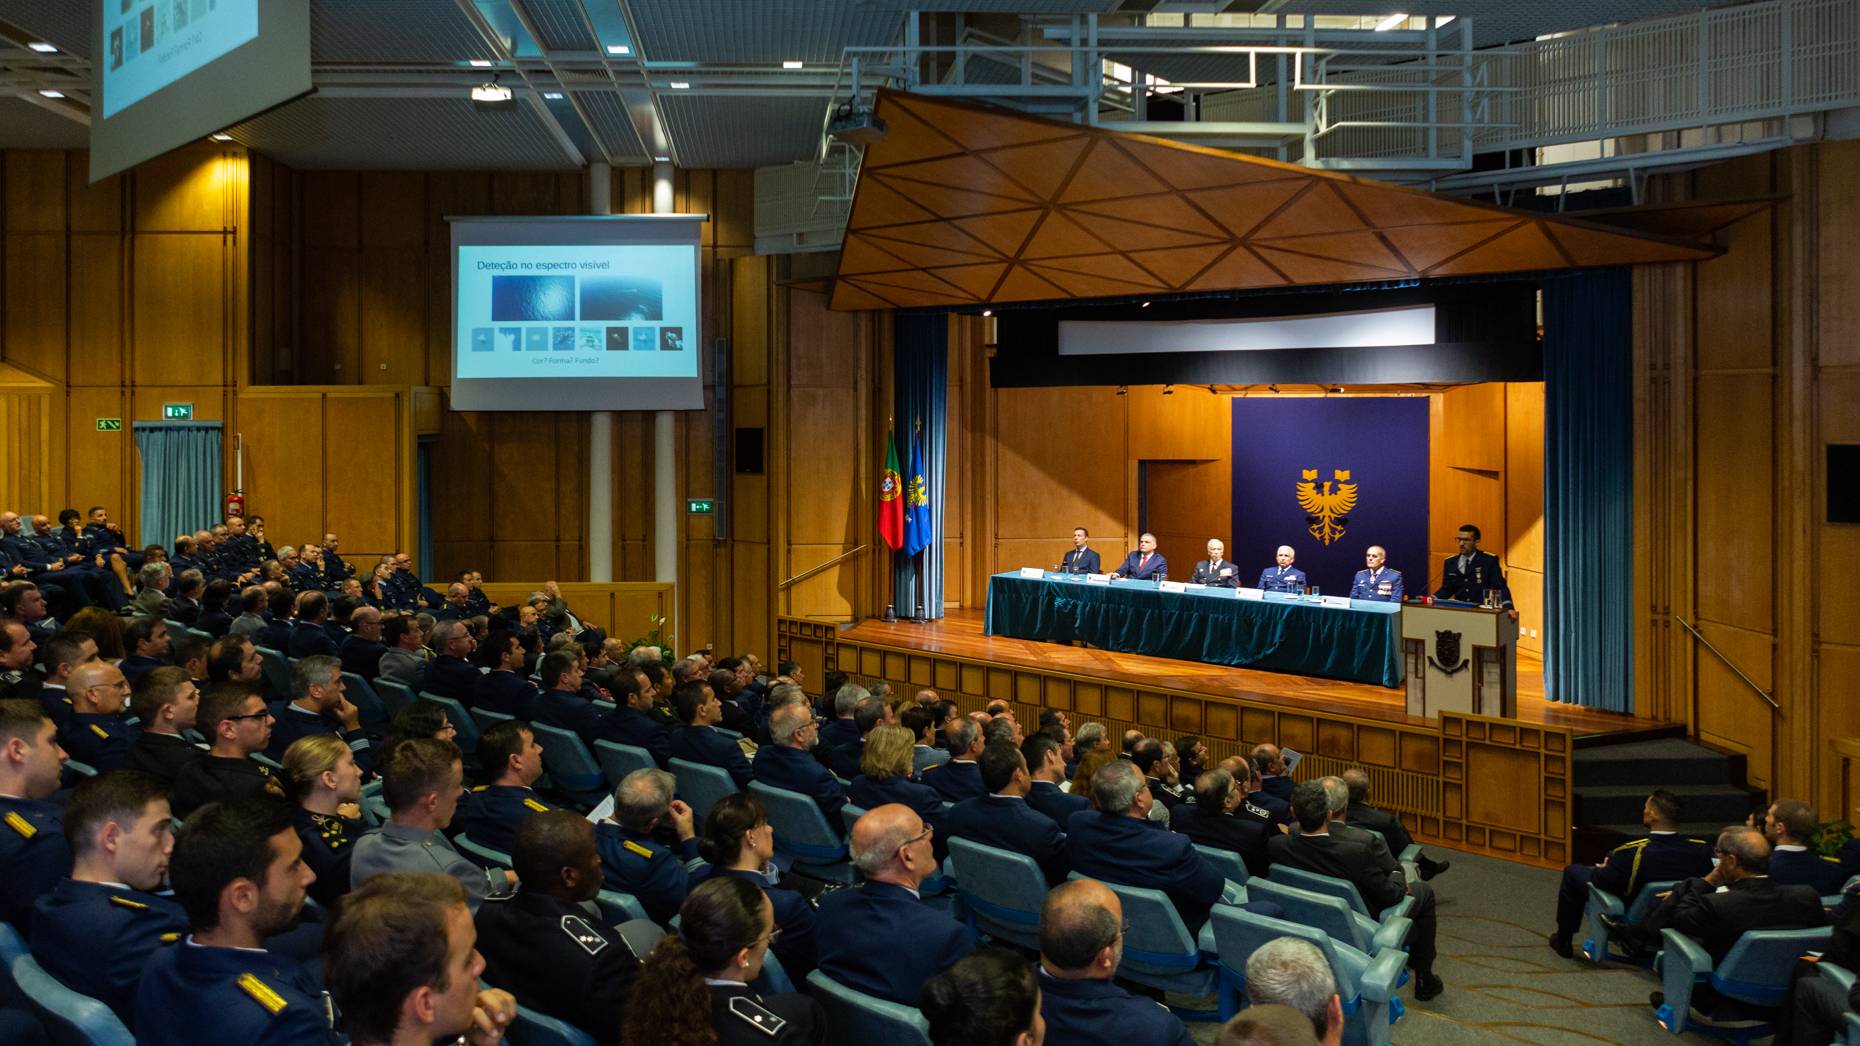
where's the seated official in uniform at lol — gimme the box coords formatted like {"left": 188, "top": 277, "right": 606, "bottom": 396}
{"left": 1250, "top": 743, "right": 1296, "bottom": 805}
{"left": 0, "top": 617, "right": 42, "bottom": 699}
{"left": 134, "top": 796, "right": 334, "bottom": 1046}
{"left": 901, "top": 705, "right": 947, "bottom": 778}
{"left": 529, "top": 649, "right": 612, "bottom": 746}
{"left": 338, "top": 606, "right": 387, "bottom": 680}
{"left": 1435, "top": 523, "right": 1514, "bottom": 611}
{"left": 921, "top": 947, "right": 1045, "bottom": 1046}
{"left": 1066, "top": 759, "right": 1238, "bottom": 936}
{"left": 1109, "top": 533, "right": 1168, "bottom": 581}
{"left": 31, "top": 770, "right": 185, "bottom": 1023}
{"left": 605, "top": 665, "right": 673, "bottom": 769}
{"left": 670, "top": 678, "right": 756, "bottom": 789}
{"left": 118, "top": 616, "right": 173, "bottom": 687}
{"left": 1188, "top": 538, "right": 1241, "bottom": 588}
{"left": 286, "top": 592, "right": 340, "bottom": 659}
{"left": 455, "top": 720, "right": 553, "bottom": 856}
{"left": 205, "top": 634, "right": 265, "bottom": 690}
{"left": 1245, "top": 937, "right": 1345, "bottom": 1046}
{"left": 596, "top": 768, "right": 700, "bottom": 926}
{"left": 946, "top": 741, "right": 1069, "bottom": 885}
{"left": 282, "top": 734, "right": 368, "bottom": 907}
{"left": 696, "top": 792, "right": 820, "bottom": 980}
{"left": 1131, "top": 737, "right": 1189, "bottom": 817}
{"left": 1023, "top": 733, "right": 1088, "bottom": 827}
{"left": 1036, "top": 878, "right": 1195, "bottom": 1046}
{"left": 228, "top": 586, "right": 267, "bottom": 640}
{"left": 925, "top": 716, "right": 987, "bottom": 803}
{"left": 1547, "top": 789, "right": 1712, "bottom": 958}
{"left": 624, "top": 876, "right": 825, "bottom": 1046}
{"left": 850, "top": 725, "right": 947, "bottom": 858}
{"left": 266, "top": 655, "right": 374, "bottom": 775}
{"left": 753, "top": 701, "right": 848, "bottom": 830}
{"left": 1343, "top": 768, "right": 1448, "bottom": 880}
{"left": 473, "top": 630, "right": 541, "bottom": 720}
{"left": 0, "top": 698, "right": 70, "bottom": 930}
{"left": 1348, "top": 546, "right": 1404, "bottom": 602}
{"left": 171, "top": 683, "right": 288, "bottom": 818}
{"left": 350, "top": 737, "right": 517, "bottom": 913}
{"left": 254, "top": 587, "right": 297, "bottom": 654}
{"left": 1759, "top": 798, "right": 1849, "bottom": 894}
{"left": 477, "top": 811, "right": 640, "bottom": 1040}
{"left": 323, "top": 872, "right": 517, "bottom": 1046}
{"left": 24, "top": 630, "right": 88, "bottom": 726}
{"left": 422, "top": 620, "right": 481, "bottom": 703}
{"left": 817, "top": 683, "right": 864, "bottom": 752}
{"left": 823, "top": 693, "right": 892, "bottom": 780}
{"left": 58, "top": 660, "right": 139, "bottom": 772}
{"left": 1269, "top": 781, "right": 1442, "bottom": 1000}
{"left": 816, "top": 803, "right": 974, "bottom": 1006}
{"left": 1172, "top": 769, "right": 1273, "bottom": 879}
{"left": 1059, "top": 526, "right": 1102, "bottom": 575}
{"left": 124, "top": 667, "right": 202, "bottom": 784}
{"left": 1258, "top": 545, "right": 1309, "bottom": 594}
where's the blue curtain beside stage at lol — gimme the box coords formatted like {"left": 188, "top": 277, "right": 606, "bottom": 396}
{"left": 894, "top": 312, "right": 948, "bottom": 619}
{"left": 132, "top": 422, "right": 223, "bottom": 549}
{"left": 1543, "top": 269, "right": 1634, "bottom": 713}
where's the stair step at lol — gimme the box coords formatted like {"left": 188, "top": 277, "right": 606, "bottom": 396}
{"left": 1574, "top": 738, "right": 1740, "bottom": 787}
{"left": 1575, "top": 784, "right": 1755, "bottom": 827}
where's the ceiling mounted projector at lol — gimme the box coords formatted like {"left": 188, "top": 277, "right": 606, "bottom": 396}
{"left": 828, "top": 100, "right": 887, "bottom": 146}
{"left": 472, "top": 76, "right": 515, "bottom": 111}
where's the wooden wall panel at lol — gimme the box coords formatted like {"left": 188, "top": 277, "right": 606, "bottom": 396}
{"left": 1, "top": 234, "right": 66, "bottom": 382}
{"left": 1145, "top": 458, "right": 1229, "bottom": 572}
{"left": 0, "top": 383, "right": 53, "bottom": 511}
{"left": 4, "top": 151, "right": 66, "bottom": 231}
{"left": 63, "top": 386, "right": 130, "bottom": 516}
{"left": 132, "top": 235, "right": 227, "bottom": 387}
{"left": 67, "top": 236, "right": 125, "bottom": 386}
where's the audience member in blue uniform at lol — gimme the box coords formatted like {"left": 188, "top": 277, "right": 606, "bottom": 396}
{"left": 58, "top": 659, "right": 140, "bottom": 771}
{"left": 281, "top": 734, "right": 368, "bottom": 908}
{"left": 1252, "top": 743, "right": 1296, "bottom": 803}
{"left": 817, "top": 683, "right": 863, "bottom": 754}
{"left": 752, "top": 701, "right": 848, "bottom": 829}
{"left": 323, "top": 871, "right": 517, "bottom": 1046}
{"left": 1548, "top": 789, "right": 1713, "bottom": 958}
{"left": 1171, "top": 768, "right": 1274, "bottom": 879}
{"left": 133, "top": 795, "right": 334, "bottom": 1045}
{"left": 1066, "top": 759, "right": 1243, "bottom": 938}
{"left": 1348, "top": 545, "right": 1404, "bottom": 602}
{"left": 171, "top": 683, "right": 290, "bottom": 818}
{"left": 815, "top": 802, "right": 974, "bottom": 1006}
{"left": 206, "top": 634, "right": 267, "bottom": 691}
{"left": 1760, "top": 798, "right": 1849, "bottom": 895}
{"left": 1245, "top": 936, "right": 1347, "bottom": 1046}
{"left": 473, "top": 630, "right": 541, "bottom": 720}
{"left": 31, "top": 770, "right": 186, "bottom": 1023}
{"left": 118, "top": 616, "right": 172, "bottom": 686}
{"left": 849, "top": 725, "right": 947, "bottom": 853}
{"left": 924, "top": 716, "right": 987, "bottom": 803}
{"left": 1058, "top": 526, "right": 1102, "bottom": 575}
{"left": 1022, "top": 733, "right": 1089, "bottom": 827}
{"left": 1035, "top": 878, "right": 1195, "bottom": 1046}
{"left": 921, "top": 947, "right": 1045, "bottom": 1046}
{"left": 349, "top": 737, "right": 517, "bottom": 913}
{"left": 265, "top": 654, "right": 374, "bottom": 776}
{"left": 1110, "top": 532, "right": 1168, "bottom": 581}
{"left": 0, "top": 698, "right": 72, "bottom": 930}
{"left": 338, "top": 605, "right": 387, "bottom": 680}
{"left": 824, "top": 692, "right": 893, "bottom": 779}
{"left": 945, "top": 740, "right": 1070, "bottom": 885}
{"left": 597, "top": 767, "right": 700, "bottom": 925}
{"left": 285, "top": 594, "right": 337, "bottom": 660}
{"left": 530, "top": 649, "right": 611, "bottom": 744}
{"left": 696, "top": 792, "right": 820, "bottom": 980}
{"left": 670, "top": 678, "right": 755, "bottom": 789}
{"left": 902, "top": 704, "right": 948, "bottom": 778}
{"left": 456, "top": 719, "right": 553, "bottom": 856}
{"left": 255, "top": 588, "right": 297, "bottom": 653}
{"left": 194, "top": 578, "right": 236, "bottom": 638}
{"left": 1257, "top": 545, "right": 1309, "bottom": 593}
{"left": 603, "top": 666, "right": 673, "bottom": 769}
{"left": 422, "top": 620, "right": 481, "bottom": 702}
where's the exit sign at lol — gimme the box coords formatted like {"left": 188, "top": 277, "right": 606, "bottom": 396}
{"left": 686, "top": 499, "right": 715, "bottom": 515}
{"left": 162, "top": 402, "right": 193, "bottom": 420}
{"left": 95, "top": 418, "right": 122, "bottom": 432}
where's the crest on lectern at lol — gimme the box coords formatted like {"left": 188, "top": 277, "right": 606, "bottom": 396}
{"left": 1429, "top": 629, "right": 1468, "bottom": 676}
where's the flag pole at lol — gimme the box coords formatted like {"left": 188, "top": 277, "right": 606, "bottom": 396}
{"left": 909, "top": 416, "right": 926, "bottom": 625}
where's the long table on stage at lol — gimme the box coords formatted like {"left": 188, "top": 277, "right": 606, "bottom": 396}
{"left": 983, "top": 571, "right": 1403, "bottom": 687}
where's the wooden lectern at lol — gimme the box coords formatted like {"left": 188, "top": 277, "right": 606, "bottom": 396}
{"left": 1400, "top": 603, "right": 1517, "bottom": 719}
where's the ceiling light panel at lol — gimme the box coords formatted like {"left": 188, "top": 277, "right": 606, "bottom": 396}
{"left": 626, "top": 0, "right": 903, "bottom": 64}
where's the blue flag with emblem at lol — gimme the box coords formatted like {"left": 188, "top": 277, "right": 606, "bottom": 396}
{"left": 904, "top": 428, "right": 932, "bottom": 556}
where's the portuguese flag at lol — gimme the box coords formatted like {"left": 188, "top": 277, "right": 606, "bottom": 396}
{"left": 877, "top": 427, "right": 904, "bottom": 551}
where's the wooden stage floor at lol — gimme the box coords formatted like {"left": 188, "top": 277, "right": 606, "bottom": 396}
{"left": 841, "top": 608, "right": 1669, "bottom": 740}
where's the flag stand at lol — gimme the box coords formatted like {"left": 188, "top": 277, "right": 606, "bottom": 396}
{"left": 907, "top": 547, "right": 926, "bottom": 625}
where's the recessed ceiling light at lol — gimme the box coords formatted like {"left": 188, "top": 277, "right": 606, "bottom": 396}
{"left": 471, "top": 81, "right": 513, "bottom": 104}
{"left": 606, "top": 44, "right": 630, "bottom": 55}
{"left": 1437, "top": 14, "right": 1456, "bottom": 25}
{"left": 543, "top": 91, "right": 564, "bottom": 100}
{"left": 211, "top": 133, "right": 233, "bottom": 142}
{"left": 981, "top": 308, "right": 992, "bottom": 317}
{"left": 37, "top": 89, "right": 63, "bottom": 98}
{"left": 28, "top": 42, "right": 57, "bottom": 53}
{"left": 782, "top": 60, "right": 803, "bottom": 69}
{"left": 667, "top": 81, "right": 689, "bottom": 89}
{"left": 653, "top": 155, "right": 671, "bottom": 162}
{"left": 1374, "top": 13, "right": 1408, "bottom": 31}
{"left": 468, "top": 59, "right": 493, "bottom": 68}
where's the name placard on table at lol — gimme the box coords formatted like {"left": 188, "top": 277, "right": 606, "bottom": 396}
{"left": 1158, "top": 581, "right": 1187, "bottom": 593}
{"left": 1236, "top": 587, "right": 1265, "bottom": 601}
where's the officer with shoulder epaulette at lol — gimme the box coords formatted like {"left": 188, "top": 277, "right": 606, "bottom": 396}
{"left": 134, "top": 796, "right": 338, "bottom": 1046}
{"left": 1436, "top": 524, "right": 1515, "bottom": 611}
{"left": 595, "top": 767, "right": 698, "bottom": 925}
{"left": 477, "top": 811, "right": 641, "bottom": 1040}
{"left": 1348, "top": 545, "right": 1404, "bottom": 602}
{"left": 455, "top": 720, "right": 553, "bottom": 856}
{"left": 1257, "top": 545, "right": 1309, "bottom": 594}
{"left": 172, "top": 684, "right": 289, "bottom": 819}
{"left": 1548, "top": 788, "right": 1713, "bottom": 957}
{"left": 59, "top": 661, "right": 140, "bottom": 772}
{"left": 32, "top": 770, "right": 188, "bottom": 1023}
{"left": 0, "top": 698, "right": 72, "bottom": 930}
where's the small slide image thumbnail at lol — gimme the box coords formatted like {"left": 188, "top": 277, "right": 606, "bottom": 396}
{"left": 494, "top": 327, "right": 521, "bottom": 353}
{"left": 605, "top": 326, "right": 628, "bottom": 351}
{"left": 192, "top": 0, "right": 211, "bottom": 19}
{"left": 171, "top": 0, "right": 190, "bottom": 31}
{"left": 110, "top": 27, "right": 124, "bottom": 68}
{"left": 659, "top": 326, "right": 685, "bottom": 352}
{"left": 491, "top": 275, "right": 576, "bottom": 322}
{"left": 524, "top": 327, "right": 549, "bottom": 352}
{"left": 469, "top": 328, "right": 494, "bottom": 353}
{"left": 140, "top": 7, "right": 155, "bottom": 53}
{"left": 579, "top": 276, "right": 663, "bottom": 322}
{"left": 630, "top": 327, "right": 658, "bottom": 352}
{"left": 551, "top": 326, "right": 577, "bottom": 351}
{"left": 576, "top": 328, "right": 603, "bottom": 353}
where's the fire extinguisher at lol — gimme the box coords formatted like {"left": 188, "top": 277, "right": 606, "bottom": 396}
{"left": 225, "top": 490, "right": 245, "bottom": 520}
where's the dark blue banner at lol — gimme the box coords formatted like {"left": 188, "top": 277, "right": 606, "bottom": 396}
{"left": 1231, "top": 398, "right": 1429, "bottom": 596}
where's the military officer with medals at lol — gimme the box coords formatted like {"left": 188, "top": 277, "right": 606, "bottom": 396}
{"left": 1348, "top": 545, "right": 1404, "bottom": 602}
{"left": 1436, "top": 523, "right": 1516, "bottom": 617}
{"left": 455, "top": 719, "right": 555, "bottom": 856}
{"left": 1257, "top": 545, "right": 1308, "bottom": 593}
{"left": 1187, "top": 538, "right": 1240, "bottom": 588}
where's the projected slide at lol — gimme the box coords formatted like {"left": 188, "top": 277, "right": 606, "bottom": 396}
{"left": 102, "top": 0, "right": 260, "bottom": 118}
{"left": 454, "top": 244, "right": 699, "bottom": 382}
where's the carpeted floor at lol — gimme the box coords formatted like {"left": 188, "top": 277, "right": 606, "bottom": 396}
{"left": 1186, "top": 845, "right": 1732, "bottom": 1044}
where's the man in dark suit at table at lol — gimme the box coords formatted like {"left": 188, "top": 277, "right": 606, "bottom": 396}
{"left": 1435, "top": 524, "right": 1514, "bottom": 613}
{"left": 1058, "top": 527, "right": 1101, "bottom": 575}
{"left": 1109, "top": 533, "right": 1167, "bottom": 581}
{"left": 1187, "top": 539, "right": 1240, "bottom": 588}
{"left": 1348, "top": 546, "right": 1403, "bottom": 602}
{"left": 1257, "top": 545, "right": 1308, "bottom": 593}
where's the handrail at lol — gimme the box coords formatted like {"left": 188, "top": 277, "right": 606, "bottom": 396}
{"left": 1674, "top": 615, "right": 1781, "bottom": 711}
{"left": 778, "top": 545, "right": 870, "bottom": 590}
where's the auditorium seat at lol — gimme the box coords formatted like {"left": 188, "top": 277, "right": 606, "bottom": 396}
{"left": 1067, "top": 873, "right": 1219, "bottom": 1016}
{"left": 668, "top": 758, "right": 737, "bottom": 823}
{"left": 591, "top": 740, "right": 655, "bottom": 787}
{"left": 509, "top": 1003, "right": 595, "bottom": 1046}
{"left": 1208, "top": 903, "right": 1407, "bottom": 1041}
{"left": 1243, "top": 877, "right": 1411, "bottom": 968}
{"left": 595, "top": 889, "right": 651, "bottom": 926}
{"left": 420, "top": 693, "right": 479, "bottom": 755}
{"left": 946, "top": 837, "right": 1044, "bottom": 951}
{"left": 1193, "top": 843, "right": 1250, "bottom": 886}
{"left": 749, "top": 781, "right": 852, "bottom": 884}
{"left": 455, "top": 834, "right": 512, "bottom": 870}
{"left": 1582, "top": 878, "right": 1679, "bottom": 966}
{"left": 1268, "top": 864, "right": 1416, "bottom": 925}
{"left": 527, "top": 722, "right": 608, "bottom": 806}
{"left": 253, "top": 646, "right": 292, "bottom": 698}
{"left": 8, "top": 950, "right": 133, "bottom": 1046}
{"left": 805, "top": 969, "right": 931, "bottom": 1046}
{"left": 468, "top": 704, "right": 513, "bottom": 737}
{"left": 373, "top": 679, "right": 416, "bottom": 718}
{"left": 1655, "top": 925, "right": 1831, "bottom": 1039}
{"left": 340, "top": 672, "right": 389, "bottom": 727}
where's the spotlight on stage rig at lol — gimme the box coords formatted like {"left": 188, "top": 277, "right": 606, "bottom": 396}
{"left": 1162, "top": 384, "right": 1175, "bottom": 396}
{"left": 1116, "top": 385, "right": 1128, "bottom": 396}
{"left": 1268, "top": 384, "right": 1280, "bottom": 394}
{"left": 1331, "top": 385, "right": 1346, "bottom": 394}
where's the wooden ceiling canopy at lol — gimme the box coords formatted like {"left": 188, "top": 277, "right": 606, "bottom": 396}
{"left": 830, "top": 91, "right": 1717, "bottom": 311}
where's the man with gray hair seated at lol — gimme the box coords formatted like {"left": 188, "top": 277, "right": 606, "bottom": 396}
{"left": 819, "top": 682, "right": 867, "bottom": 753}
{"left": 423, "top": 618, "right": 481, "bottom": 703}
{"left": 1246, "top": 937, "right": 1343, "bottom": 1046}
{"left": 751, "top": 701, "right": 847, "bottom": 830}
{"left": 924, "top": 715, "right": 985, "bottom": 803}
{"left": 129, "top": 561, "right": 172, "bottom": 618}
{"left": 593, "top": 768, "right": 697, "bottom": 925}
{"left": 814, "top": 803, "right": 973, "bottom": 1005}
{"left": 264, "top": 653, "right": 372, "bottom": 773}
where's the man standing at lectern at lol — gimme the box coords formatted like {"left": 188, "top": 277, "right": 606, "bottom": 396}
{"left": 1435, "top": 524, "right": 1515, "bottom": 616}
{"left": 1349, "top": 546, "right": 1403, "bottom": 602}
{"left": 1058, "top": 528, "right": 1100, "bottom": 575}
{"left": 1188, "top": 540, "right": 1238, "bottom": 588}
{"left": 1110, "top": 534, "right": 1167, "bottom": 582}
{"left": 1257, "top": 546, "right": 1307, "bottom": 593}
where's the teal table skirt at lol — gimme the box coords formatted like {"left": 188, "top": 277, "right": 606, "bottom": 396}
{"left": 983, "top": 572, "right": 1404, "bottom": 688}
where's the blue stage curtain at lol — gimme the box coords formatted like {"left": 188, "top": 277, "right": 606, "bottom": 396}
{"left": 132, "top": 422, "right": 223, "bottom": 549}
{"left": 1543, "top": 269, "right": 1633, "bottom": 712}
{"left": 893, "top": 312, "right": 948, "bottom": 619}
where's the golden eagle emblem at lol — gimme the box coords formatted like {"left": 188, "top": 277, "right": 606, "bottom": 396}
{"left": 1296, "top": 468, "right": 1357, "bottom": 546}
